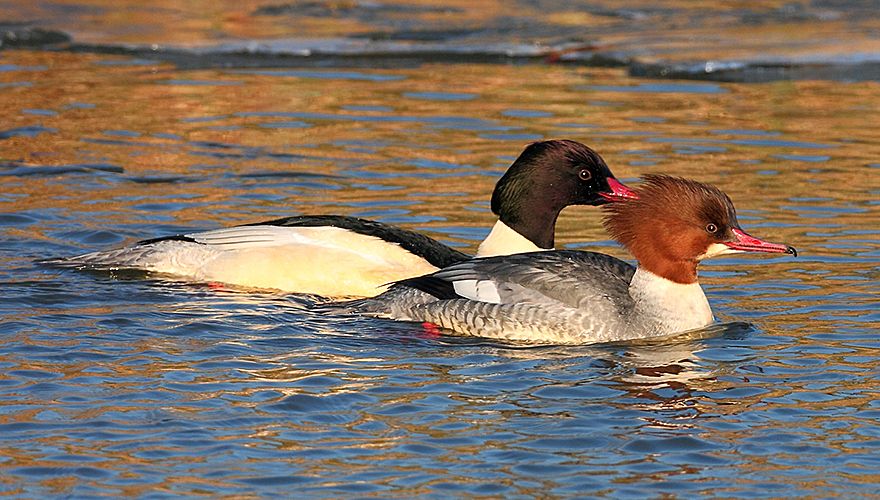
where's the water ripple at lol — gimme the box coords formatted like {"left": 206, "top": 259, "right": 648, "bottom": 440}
{"left": 0, "top": 47, "right": 878, "bottom": 498}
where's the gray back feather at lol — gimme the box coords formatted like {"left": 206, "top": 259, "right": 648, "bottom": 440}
{"left": 338, "top": 250, "right": 638, "bottom": 344}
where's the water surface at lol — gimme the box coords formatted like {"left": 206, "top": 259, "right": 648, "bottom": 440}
{"left": 1, "top": 15, "right": 880, "bottom": 498}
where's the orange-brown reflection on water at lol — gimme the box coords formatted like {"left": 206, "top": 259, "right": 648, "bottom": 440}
{"left": 2, "top": 49, "right": 877, "bottom": 320}
{"left": 1, "top": 47, "right": 879, "bottom": 497}
{"left": 9, "top": 0, "right": 880, "bottom": 70}
{"left": 3, "top": 51, "right": 877, "bottom": 229}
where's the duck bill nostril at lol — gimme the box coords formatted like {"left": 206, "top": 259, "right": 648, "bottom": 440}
{"left": 725, "top": 228, "right": 795, "bottom": 255}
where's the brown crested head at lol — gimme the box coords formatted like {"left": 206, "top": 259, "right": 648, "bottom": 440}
{"left": 603, "top": 174, "right": 741, "bottom": 284}
{"left": 603, "top": 174, "right": 796, "bottom": 284}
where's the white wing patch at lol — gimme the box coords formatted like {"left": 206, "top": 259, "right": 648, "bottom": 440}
{"left": 452, "top": 279, "right": 503, "bottom": 304}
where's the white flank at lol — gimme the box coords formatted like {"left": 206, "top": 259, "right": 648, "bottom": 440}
{"left": 476, "top": 220, "right": 545, "bottom": 258}
{"left": 77, "top": 226, "right": 439, "bottom": 297}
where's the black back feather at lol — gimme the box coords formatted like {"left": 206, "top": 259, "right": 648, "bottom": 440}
{"left": 253, "top": 215, "right": 470, "bottom": 269}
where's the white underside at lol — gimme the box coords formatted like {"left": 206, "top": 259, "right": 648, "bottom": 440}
{"left": 476, "top": 220, "right": 545, "bottom": 257}
{"left": 84, "top": 226, "right": 439, "bottom": 297}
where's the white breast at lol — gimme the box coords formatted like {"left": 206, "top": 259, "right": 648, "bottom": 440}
{"left": 628, "top": 268, "right": 715, "bottom": 335}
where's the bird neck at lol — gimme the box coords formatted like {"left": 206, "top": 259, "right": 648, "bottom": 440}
{"left": 628, "top": 267, "right": 714, "bottom": 335}
{"left": 476, "top": 220, "right": 547, "bottom": 258}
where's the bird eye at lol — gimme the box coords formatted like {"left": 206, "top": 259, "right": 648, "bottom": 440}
{"left": 706, "top": 223, "right": 718, "bottom": 234}
{"left": 578, "top": 169, "right": 592, "bottom": 181}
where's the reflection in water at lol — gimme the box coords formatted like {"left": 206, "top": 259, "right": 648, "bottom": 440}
{"left": 1, "top": 45, "right": 879, "bottom": 497}
{"left": 8, "top": 0, "right": 880, "bottom": 82}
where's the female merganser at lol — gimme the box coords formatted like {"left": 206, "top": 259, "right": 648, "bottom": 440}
{"left": 45, "top": 140, "right": 636, "bottom": 297}
{"left": 339, "top": 175, "right": 797, "bottom": 344}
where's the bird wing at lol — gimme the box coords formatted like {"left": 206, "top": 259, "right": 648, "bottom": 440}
{"left": 402, "top": 250, "right": 635, "bottom": 311}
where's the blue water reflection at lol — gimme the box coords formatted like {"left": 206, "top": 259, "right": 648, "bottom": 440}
{"left": 0, "top": 44, "right": 878, "bottom": 499}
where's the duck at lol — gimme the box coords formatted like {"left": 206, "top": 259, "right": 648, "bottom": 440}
{"left": 337, "top": 174, "right": 797, "bottom": 343}
{"left": 44, "top": 140, "right": 637, "bottom": 297}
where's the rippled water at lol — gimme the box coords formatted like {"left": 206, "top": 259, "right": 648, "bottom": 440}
{"left": 2, "top": 16, "right": 880, "bottom": 498}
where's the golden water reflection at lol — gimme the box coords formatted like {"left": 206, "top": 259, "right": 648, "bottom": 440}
{"left": 1, "top": 46, "right": 878, "bottom": 496}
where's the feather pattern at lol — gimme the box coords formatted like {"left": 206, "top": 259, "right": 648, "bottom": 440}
{"left": 338, "top": 174, "right": 794, "bottom": 344}
{"left": 337, "top": 250, "right": 640, "bottom": 344}
{"left": 42, "top": 140, "right": 635, "bottom": 297}
{"left": 43, "top": 223, "right": 443, "bottom": 296}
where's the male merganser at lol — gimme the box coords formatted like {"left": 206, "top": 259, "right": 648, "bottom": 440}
{"left": 44, "top": 140, "right": 636, "bottom": 297}
{"left": 338, "top": 175, "right": 797, "bottom": 344}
